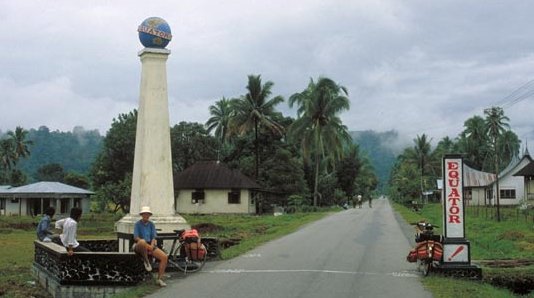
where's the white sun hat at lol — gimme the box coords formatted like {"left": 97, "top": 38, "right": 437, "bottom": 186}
{"left": 139, "top": 206, "right": 153, "bottom": 215}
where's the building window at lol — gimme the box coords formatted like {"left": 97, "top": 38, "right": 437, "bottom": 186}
{"left": 228, "top": 189, "right": 241, "bottom": 204}
{"left": 500, "top": 189, "right": 516, "bottom": 199}
{"left": 192, "top": 189, "right": 205, "bottom": 204}
{"left": 10, "top": 198, "right": 19, "bottom": 203}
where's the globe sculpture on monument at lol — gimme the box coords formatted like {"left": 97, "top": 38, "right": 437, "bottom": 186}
{"left": 138, "top": 17, "right": 172, "bottom": 49}
{"left": 116, "top": 17, "right": 189, "bottom": 252}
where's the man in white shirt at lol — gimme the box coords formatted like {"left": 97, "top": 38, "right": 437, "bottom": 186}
{"left": 55, "top": 207, "right": 90, "bottom": 255}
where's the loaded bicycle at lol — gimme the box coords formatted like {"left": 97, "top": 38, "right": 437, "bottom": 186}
{"left": 406, "top": 221, "right": 443, "bottom": 276}
{"left": 162, "top": 229, "right": 208, "bottom": 274}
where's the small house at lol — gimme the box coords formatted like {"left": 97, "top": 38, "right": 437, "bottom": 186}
{"left": 174, "top": 161, "right": 260, "bottom": 214}
{"left": 488, "top": 150, "right": 532, "bottom": 206}
{"left": 463, "top": 164, "right": 496, "bottom": 206}
{"left": 513, "top": 151, "right": 534, "bottom": 204}
{"left": 0, "top": 182, "right": 93, "bottom": 216}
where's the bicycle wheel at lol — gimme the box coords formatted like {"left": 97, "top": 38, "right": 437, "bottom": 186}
{"left": 422, "top": 260, "right": 432, "bottom": 276}
{"left": 171, "top": 244, "right": 207, "bottom": 273}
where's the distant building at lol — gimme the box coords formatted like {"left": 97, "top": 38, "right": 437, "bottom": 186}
{"left": 174, "top": 161, "right": 260, "bottom": 214}
{"left": 463, "top": 164, "right": 496, "bottom": 206}
{"left": 0, "top": 182, "right": 93, "bottom": 216}
{"left": 513, "top": 148, "right": 534, "bottom": 204}
{"left": 488, "top": 150, "right": 532, "bottom": 206}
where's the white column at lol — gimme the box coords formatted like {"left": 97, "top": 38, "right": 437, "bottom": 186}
{"left": 116, "top": 48, "right": 188, "bottom": 251}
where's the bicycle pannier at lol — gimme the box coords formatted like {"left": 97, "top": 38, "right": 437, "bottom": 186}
{"left": 181, "top": 229, "right": 200, "bottom": 243}
{"left": 186, "top": 242, "right": 207, "bottom": 261}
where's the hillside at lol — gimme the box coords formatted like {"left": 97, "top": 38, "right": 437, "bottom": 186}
{"left": 350, "top": 130, "right": 400, "bottom": 192}
{"left": 17, "top": 126, "right": 103, "bottom": 180}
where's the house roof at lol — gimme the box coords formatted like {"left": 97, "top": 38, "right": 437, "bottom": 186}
{"left": 0, "top": 181, "right": 93, "bottom": 197}
{"left": 513, "top": 161, "right": 534, "bottom": 176}
{"left": 174, "top": 161, "right": 260, "bottom": 190}
{"left": 464, "top": 164, "right": 496, "bottom": 187}
{"left": 497, "top": 152, "right": 532, "bottom": 179}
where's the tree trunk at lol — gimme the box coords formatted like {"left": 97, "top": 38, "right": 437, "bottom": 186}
{"left": 313, "top": 151, "right": 320, "bottom": 206}
{"left": 495, "top": 139, "right": 501, "bottom": 222}
{"left": 255, "top": 119, "right": 259, "bottom": 179}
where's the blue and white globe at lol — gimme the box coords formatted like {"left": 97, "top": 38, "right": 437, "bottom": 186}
{"left": 138, "top": 17, "right": 172, "bottom": 48}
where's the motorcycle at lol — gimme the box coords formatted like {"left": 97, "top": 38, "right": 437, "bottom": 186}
{"left": 406, "top": 221, "right": 443, "bottom": 276}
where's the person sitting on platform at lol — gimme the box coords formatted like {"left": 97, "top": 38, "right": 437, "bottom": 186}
{"left": 55, "top": 207, "right": 90, "bottom": 255}
{"left": 133, "top": 206, "right": 168, "bottom": 287}
{"left": 37, "top": 206, "right": 56, "bottom": 242}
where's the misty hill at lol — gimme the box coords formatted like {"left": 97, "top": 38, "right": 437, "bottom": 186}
{"left": 350, "top": 130, "right": 400, "bottom": 192}
{"left": 18, "top": 126, "right": 103, "bottom": 180}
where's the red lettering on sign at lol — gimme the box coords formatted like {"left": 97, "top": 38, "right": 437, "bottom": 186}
{"left": 449, "top": 215, "right": 461, "bottom": 223}
{"left": 448, "top": 162, "right": 458, "bottom": 170}
{"left": 448, "top": 197, "right": 461, "bottom": 206}
{"left": 449, "top": 188, "right": 460, "bottom": 198}
{"left": 449, "top": 206, "right": 460, "bottom": 214}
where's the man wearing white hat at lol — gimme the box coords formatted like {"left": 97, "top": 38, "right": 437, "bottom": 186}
{"left": 133, "top": 206, "right": 168, "bottom": 287}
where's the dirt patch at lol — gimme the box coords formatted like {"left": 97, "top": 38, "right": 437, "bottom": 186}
{"left": 477, "top": 259, "right": 534, "bottom": 268}
{"left": 487, "top": 275, "right": 534, "bottom": 295}
{"left": 191, "top": 223, "right": 224, "bottom": 234}
{"left": 498, "top": 230, "right": 525, "bottom": 241}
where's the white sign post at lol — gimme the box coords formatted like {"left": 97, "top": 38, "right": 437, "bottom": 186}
{"left": 439, "top": 155, "right": 481, "bottom": 278}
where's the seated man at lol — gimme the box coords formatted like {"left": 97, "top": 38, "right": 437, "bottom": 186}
{"left": 36, "top": 207, "right": 55, "bottom": 242}
{"left": 133, "top": 206, "right": 168, "bottom": 287}
{"left": 55, "top": 207, "right": 90, "bottom": 255}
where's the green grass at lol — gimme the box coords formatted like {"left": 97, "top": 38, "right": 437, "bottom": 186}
{"left": 392, "top": 201, "right": 534, "bottom": 297}
{"left": 422, "top": 276, "right": 522, "bottom": 298}
{"left": 0, "top": 210, "right": 336, "bottom": 298}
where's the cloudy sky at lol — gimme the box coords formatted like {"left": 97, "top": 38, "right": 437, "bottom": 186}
{"left": 2, "top": 0, "right": 534, "bottom": 150}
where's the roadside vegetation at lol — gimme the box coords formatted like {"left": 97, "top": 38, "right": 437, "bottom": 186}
{"left": 393, "top": 202, "right": 534, "bottom": 297}
{"left": 0, "top": 209, "right": 336, "bottom": 297}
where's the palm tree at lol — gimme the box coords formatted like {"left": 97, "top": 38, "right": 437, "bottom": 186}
{"left": 484, "top": 106, "right": 510, "bottom": 222}
{"left": 414, "top": 134, "right": 432, "bottom": 203}
{"left": 459, "top": 116, "right": 488, "bottom": 170}
{"left": 206, "top": 97, "right": 235, "bottom": 145}
{"left": 8, "top": 126, "right": 32, "bottom": 161}
{"left": 289, "top": 77, "right": 351, "bottom": 206}
{"left": 0, "top": 139, "right": 16, "bottom": 183}
{"left": 231, "top": 75, "right": 284, "bottom": 179}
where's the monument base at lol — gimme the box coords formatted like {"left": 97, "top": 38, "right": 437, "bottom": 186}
{"left": 116, "top": 214, "right": 189, "bottom": 252}
{"left": 434, "top": 263, "right": 482, "bottom": 280}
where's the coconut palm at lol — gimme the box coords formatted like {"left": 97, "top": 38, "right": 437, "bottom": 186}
{"left": 231, "top": 75, "right": 284, "bottom": 179}
{"left": 206, "top": 97, "right": 235, "bottom": 145}
{"left": 289, "top": 77, "right": 351, "bottom": 206}
{"left": 484, "top": 106, "right": 510, "bottom": 222}
{"left": 459, "top": 116, "right": 488, "bottom": 170}
{"left": 8, "top": 126, "right": 32, "bottom": 160}
{"left": 0, "top": 139, "right": 16, "bottom": 183}
{"left": 413, "top": 134, "right": 432, "bottom": 203}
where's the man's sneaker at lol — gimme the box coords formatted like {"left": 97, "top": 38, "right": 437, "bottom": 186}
{"left": 143, "top": 258, "right": 152, "bottom": 272}
{"left": 156, "top": 279, "right": 167, "bottom": 287}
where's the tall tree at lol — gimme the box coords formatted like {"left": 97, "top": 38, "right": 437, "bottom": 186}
{"left": 484, "top": 106, "right": 510, "bottom": 222}
{"left": 36, "top": 163, "right": 65, "bottom": 182}
{"left": 414, "top": 134, "right": 432, "bottom": 202}
{"left": 458, "top": 116, "right": 488, "bottom": 170}
{"left": 91, "top": 110, "right": 137, "bottom": 212}
{"left": 170, "top": 122, "right": 218, "bottom": 172}
{"left": 289, "top": 77, "right": 351, "bottom": 206}
{"left": 206, "top": 97, "right": 236, "bottom": 145}
{"left": 231, "top": 75, "right": 284, "bottom": 179}
{"left": 0, "top": 139, "right": 15, "bottom": 183}
{"left": 8, "top": 126, "right": 32, "bottom": 160}
{"left": 336, "top": 144, "right": 361, "bottom": 203}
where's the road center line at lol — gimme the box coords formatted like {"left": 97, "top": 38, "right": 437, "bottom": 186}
{"left": 204, "top": 269, "right": 419, "bottom": 278}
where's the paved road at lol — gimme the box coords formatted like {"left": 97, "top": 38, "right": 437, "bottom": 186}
{"left": 148, "top": 198, "right": 432, "bottom": 298}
